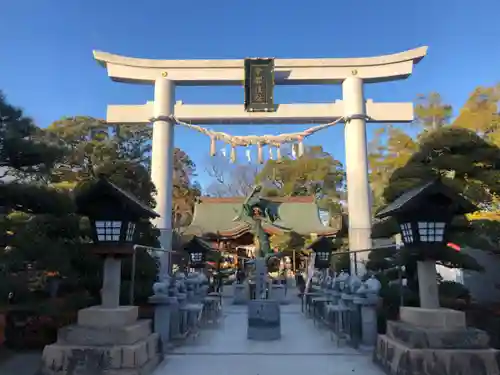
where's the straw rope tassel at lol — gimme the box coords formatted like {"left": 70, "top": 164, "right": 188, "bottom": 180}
{"left": 257, "top": 143, "right": 264, "bottom": 164}
{"left": 230, "top": 145, "right": 237, "bottom": 163}
{"left": 209, "top": 136, "right": 216, "bottom": 157}
{"left": 298, "top": 137, "right": 305, "bottom": 157}
{"left": 268, "top": 146, "right": 274, "bottom": 160}
{"left": 276, "top": 144, "right": 282, "bottom": 161}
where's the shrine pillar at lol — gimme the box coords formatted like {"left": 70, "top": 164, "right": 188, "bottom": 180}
{"left": 342, "top": 76, "right": 372, "bottom": 277}
{"left": 151, "top": 77, "right": 176, "bottom": 279}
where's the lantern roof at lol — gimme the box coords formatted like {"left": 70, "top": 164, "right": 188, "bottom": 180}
{"left": 74, "top": 175, "right": 159, "bottom": 220}
{"left": 183, "top": 235, "right": 213, "bottom": 253}
{"left": 375, "top": 179, "right": 477, "bottom": 220}
{"left": 307, "top": 236, "right": 338, "bottom": 252}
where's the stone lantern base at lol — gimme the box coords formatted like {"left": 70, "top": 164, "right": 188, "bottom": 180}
{"left": 39, "top": 306, "right": 162, "bottom": 375}
{"left": 374, "top": 307, "right": 500, "bottom": 375}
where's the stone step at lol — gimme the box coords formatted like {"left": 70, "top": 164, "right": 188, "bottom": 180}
{"left": 57, "top": 320, "right": 153, "bottom": 346}
{"left": 386, "top": 320, "right": 490, "bottom": 350}
{"left": 78, "top": 306, "right": 139, "bottom": 328}
{"left": 374, "top": 334, "right": 500, "bottom": 375}
{"left": 399, "top": 306, "right": 466, "bottom": 330}
{"left": 41, "top": 333, "right": 160, "bottom": 375}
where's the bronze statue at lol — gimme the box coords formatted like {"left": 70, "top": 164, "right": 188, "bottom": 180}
{"left": 234, "top": 185, "right": 277, "bottom": 259}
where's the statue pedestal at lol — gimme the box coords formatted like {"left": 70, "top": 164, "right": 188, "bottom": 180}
{"left": 247, "top": 299, "right": 281, "bottom": 341}
{"left": 270, "top": 284, "right": 287, "bottom": 305}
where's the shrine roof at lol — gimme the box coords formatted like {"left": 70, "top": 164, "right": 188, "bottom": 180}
{"left": 375, "top": 179, "right": 477, "bottom": 219}
{"left": 183, "top": 196, "right": 339, "bottom": 239}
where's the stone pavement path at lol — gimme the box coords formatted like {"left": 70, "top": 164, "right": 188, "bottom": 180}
{"left": 152, "top": 299, "right": 385, "bottom": 375}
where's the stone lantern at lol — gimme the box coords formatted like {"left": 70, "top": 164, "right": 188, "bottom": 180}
{"left": 374, "top": 178, "right": 476, "bottom": 308}
{"left": 40, "top": 176, "right": 162, "bottom": 375}
{"left": 184, "top": 236, "right": 211, "bottom": 269}
{"left": 373, "top": 179, "right": 500, "bottom": 375}
{"left": 75, "top": 175, "right": 159, "bottom": 308}
{"left": 308, "top": 236, "right": 337, "bottom": 270}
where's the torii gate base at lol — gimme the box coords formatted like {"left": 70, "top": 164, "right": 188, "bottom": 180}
{"left": 92, "top": 46, "right": 428, "bottom": 280}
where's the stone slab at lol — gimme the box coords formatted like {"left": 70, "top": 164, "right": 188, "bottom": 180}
{"left": 373, "top": 334, "right": 500, "bottom": 375}
{"left": 57, "top": 320, "right": 152, "bottom": 346}
{"left": 78, "top": 306, "right": 139, "bottom": 328}
{"left": 399, "top": 307, "right": 466, "bottom": 330}
{"left": 39, "top": 333, "right": 160, "bottom": 375}
{"left": 247, "top": 299, "right": 281, "bottom": 341}
{"left": 386, "top": 320, "right": 490, "bottom": 350}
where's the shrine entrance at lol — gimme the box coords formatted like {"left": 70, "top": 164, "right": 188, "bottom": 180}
{"left": 93, "top": 47, "right": 427, "bottom": 277}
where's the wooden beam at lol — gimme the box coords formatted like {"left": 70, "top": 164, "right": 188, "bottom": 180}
{"left": 94, "top": 47, "right": 428, "bottom": 86}
{"left": 106, "top": 100, "right": 414, "bottom": 125}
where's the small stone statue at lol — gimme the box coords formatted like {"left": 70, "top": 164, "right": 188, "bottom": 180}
{"left": 336, "top": 271, "right": 349, "bottom": 291}
{"left": 347, "top": 274, "right": 362, "bottom": 294}
{"left": 365, "top": 275, "right": 382, "bottom": 295}
{"left": 152, "top": 279, "right": 170, "bottom": 296}
{"left": 324, "top": 275, "right": 332, "bottom": 289}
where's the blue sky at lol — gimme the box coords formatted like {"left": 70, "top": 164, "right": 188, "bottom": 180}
{"left": 2, "top": 0, "right": 499, "bottom": 189}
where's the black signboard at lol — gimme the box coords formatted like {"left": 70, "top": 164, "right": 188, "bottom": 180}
{"left": 244, "top": 58, "right": 275, "bottom": 112}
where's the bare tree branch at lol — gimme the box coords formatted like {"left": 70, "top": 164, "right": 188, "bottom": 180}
{"left": 205, "top": 155, "right": 259, "bottom": 197}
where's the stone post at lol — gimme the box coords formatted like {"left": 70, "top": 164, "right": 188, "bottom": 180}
{"left": 102, "top": 257, "right": 121, "bottom": 308}
{"left": 342, "top": 76, "right": 372, "bottom": 277}
{"left": 151, "top": 77, "right": 175, "bottom": 279}
{"left": 354, "top": 295, "right": 378, "bottom": 347}
{"left": 149, "top": 289, "right": 177, "bottom": 352}
{"left": 417, "top": 260, "right": 440, "bottom": 309}
{"left": 254, "top": 258, "right": 268, "bottom": 299}
{"left": 233, "top": 282, "right": 248, "bottom": 305}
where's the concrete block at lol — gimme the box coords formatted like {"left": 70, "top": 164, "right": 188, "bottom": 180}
{"left": 108, "top": 345, "right": 124, "bottom": 369}
{"left": 399, "top": 307, "right": 466, "bottom": 329}
{"left": 386, "top": 320, "right": 490, "bottom": 349}
{"left": 122, "top": 340, "right": 148, "bottom": 368}
{"left": 78, "top": 306, "right": 138, "bottom": 327}
{"left": 374, "top": 334, "right": 500, "bottom": 375}
{"left": 57, "top": 320, "right": 152, "bottom": 346}
{"left": 41, "top": 344, "right": 64, "bottom": 372}
{"left": 145, "top": 333, "right": 159, "bottom": 360}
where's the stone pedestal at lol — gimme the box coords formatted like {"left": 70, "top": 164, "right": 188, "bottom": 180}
{"left": 417, "top": 260, "right": 440, "bottom": 309}
{"left": 374, "top": 307, "right": 500, "bottom": 375}
{"left": 270, "top": 284, "right": 286, "bottom": 305}
{"left": 233, "top": 283, "right": 248, "bottom": 305}
{"left": 149, "top": 295, "right": 178, "bottom": 352}
{"left": 40, "top": 306, "right": 161, "bottom": 375}
{"left": 247, "top": 299, "right": 281, "bottom": 341}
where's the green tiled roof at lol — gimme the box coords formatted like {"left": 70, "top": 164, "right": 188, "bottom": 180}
{"left": 183, "top": 196, "right": 339, "bottom": 238}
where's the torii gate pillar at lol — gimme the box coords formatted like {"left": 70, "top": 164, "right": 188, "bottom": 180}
{"left": 343, "top": 76, "right": 371, "bottom": 275}
{"left": 150, "top": 78, "right": 175, "bottom": 278}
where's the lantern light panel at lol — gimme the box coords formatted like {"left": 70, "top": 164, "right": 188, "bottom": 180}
{"left": 399, "top": 223, "right": 413, "bottom": 244}
{"left": 126, "top": 223, "right": 136, "bottom": 242}
{"left": 417, "top": 222, "right": 445, "bottom": 242}
{"left": 190, "top": 252, "right": 204, "bottom": 263}
{"left": 96, "top": 221, "right": 121, "bottom": 242}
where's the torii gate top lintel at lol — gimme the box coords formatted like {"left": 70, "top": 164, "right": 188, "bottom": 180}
{"left": 93, "top": 46, "right": 428, "bottom": 86}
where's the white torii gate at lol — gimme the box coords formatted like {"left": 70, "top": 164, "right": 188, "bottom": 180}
{"left": 93, "top": 46, "right": 427, "bottom": 277}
